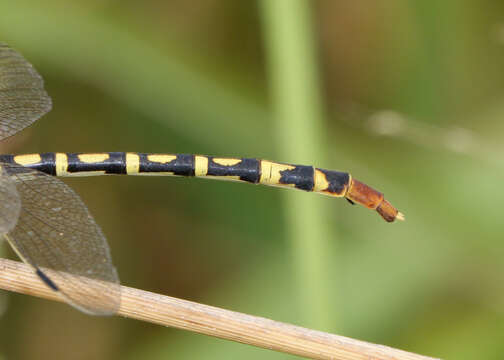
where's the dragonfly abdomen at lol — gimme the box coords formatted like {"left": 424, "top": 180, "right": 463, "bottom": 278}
{"left": 1, "top": 152, "right": 350, "bottom": 193}
{"left": 0, "top": 152, "right": 403, "bottom": 222}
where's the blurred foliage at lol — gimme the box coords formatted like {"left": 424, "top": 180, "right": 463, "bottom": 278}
{"left": 0, "top": 0, "right": 503, "bottom": 359}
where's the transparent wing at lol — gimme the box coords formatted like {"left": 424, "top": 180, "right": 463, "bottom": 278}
{"left": 0, "top": 168, "right": 21, "bottom": 234}
{"left": 0, "top": 42, "right": 52, "bottom": 141}
{"left": 1, "top": 163, "right": 120, "bottom": 315}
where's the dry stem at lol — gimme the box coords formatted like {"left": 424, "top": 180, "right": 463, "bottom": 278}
{"left": 0, "top": 258, "right": 439, "bottom": 360}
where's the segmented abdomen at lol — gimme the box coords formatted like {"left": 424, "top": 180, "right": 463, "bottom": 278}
{"left": 0, "top": 152, "right": 402, "bottom": 222}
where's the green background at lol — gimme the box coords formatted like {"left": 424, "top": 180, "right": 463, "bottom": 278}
{"left": 1, "top": 1, "right": 504, "bottom": 359}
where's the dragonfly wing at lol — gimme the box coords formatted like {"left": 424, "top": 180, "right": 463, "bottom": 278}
{"left": 0, "top": 167, "right": 21, "bottom": 234}
{"left": 2, "top": 163, "right": 120, "bottom": 315}
{"left": 0, "top": 43, "right": 52, "bottom": 141}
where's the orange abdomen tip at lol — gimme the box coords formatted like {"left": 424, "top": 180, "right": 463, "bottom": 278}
{"left": 346, "top": 178, "right": 404, "bottom": 223}
{"left": 376, "top": 199, "right": 404, "bottom": 222}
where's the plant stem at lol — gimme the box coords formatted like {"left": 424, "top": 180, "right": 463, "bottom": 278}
{"left": 0, "top": 258, "right": 439, "bottom": 360}
{"left": 259, "top": 0, "right": 336, "bottom": 330}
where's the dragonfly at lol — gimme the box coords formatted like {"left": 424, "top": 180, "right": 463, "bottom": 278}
{"left": 0, "top": 42, "right": 404, "bottom": 316}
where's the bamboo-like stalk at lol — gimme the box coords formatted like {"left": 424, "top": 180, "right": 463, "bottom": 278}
{"left": 0, "top": 258, "right": 439, "bottom": 360}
